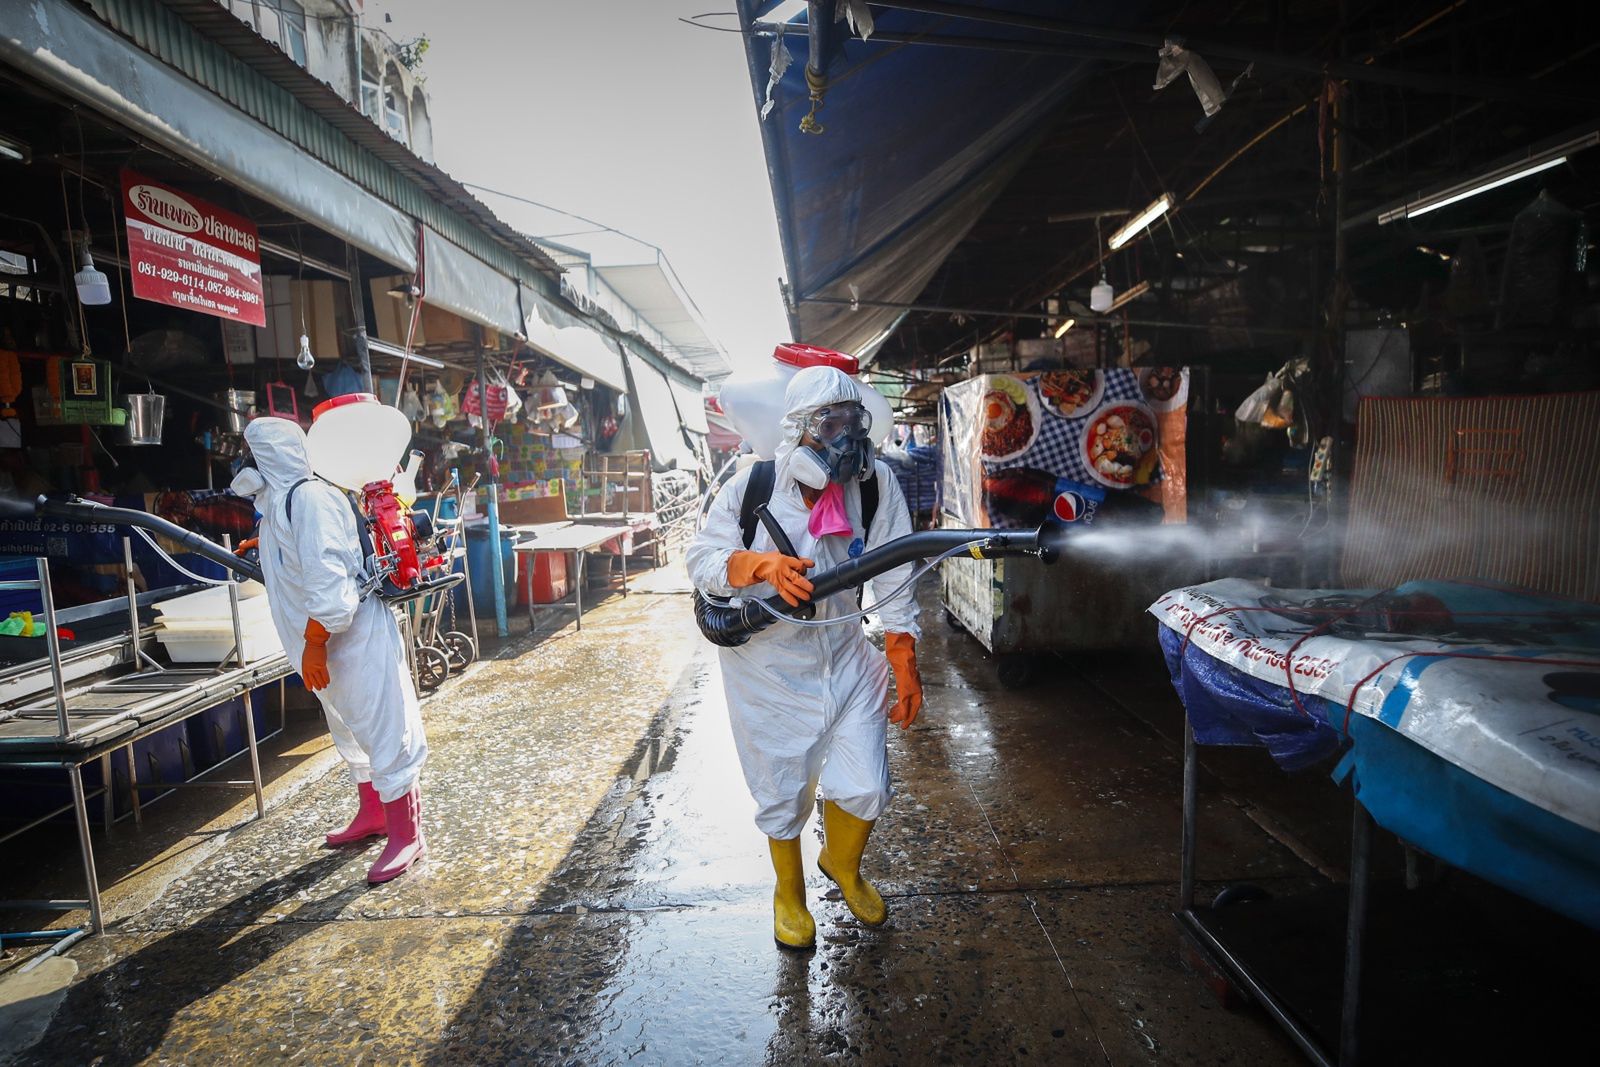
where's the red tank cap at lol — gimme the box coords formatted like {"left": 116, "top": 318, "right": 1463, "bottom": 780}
{"left": 311, "top": 392, "right": 378, "bottom": 421}
{"left": 773, "top": 342, "right": 858, "bottom": 374}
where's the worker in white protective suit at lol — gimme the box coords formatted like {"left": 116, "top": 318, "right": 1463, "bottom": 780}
{"left": 230, "top": 417, "right": 428, "bottom": 885}
{"left": 686, "top": 365, "right": 924, "bottom": 949}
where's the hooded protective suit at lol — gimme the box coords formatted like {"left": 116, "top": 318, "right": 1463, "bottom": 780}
{"left": 687, "top": 367, "right": 919, "bottom": 840}
{"left": 232, "top": 418, "right": 426, "bottom": 803}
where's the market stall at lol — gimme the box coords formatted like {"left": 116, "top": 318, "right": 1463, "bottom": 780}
{"left": 937, "top": 365, "right": 1206, "bottom": 685}
{"left": 0, "top": 549, "right": 292, "bottom": 944}
{"left": 1153, "top": 390, "right": 1600, "bottom": 1063}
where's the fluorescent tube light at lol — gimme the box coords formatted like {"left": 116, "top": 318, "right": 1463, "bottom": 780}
{"left": 1377, "top": 130, "right": 1598, "bottom": 225}
{"left": 1403, "top": 158, "right": 1565, "bottom": 220}
{"left": 1053, "top": 318, "right": 1076, "bottom": 338}
{"left": 1107, "top": 195, "right": 1173, "bottom": 250}
{"left": 1104, "top": 280, "right": 1151, "bottom": 314}
{"left": 755, "top": 0, "right": 809, "bottom": 25}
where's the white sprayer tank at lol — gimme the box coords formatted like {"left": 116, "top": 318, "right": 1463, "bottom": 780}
{"left": 305, "top": 393, "right": 412, "bottom": 491}
{"left": 718, "top": 343, "right": 893, "bottom": 460}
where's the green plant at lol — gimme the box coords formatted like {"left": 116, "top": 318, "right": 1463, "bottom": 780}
{"left": 394, "top": 35, "right": 429, "bottom": 74}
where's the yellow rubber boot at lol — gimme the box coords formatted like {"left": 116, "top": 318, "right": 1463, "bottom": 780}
{"left": 768, "top": 836, "right": 816, "bottom": 949}
{"left": 818, "top": 800, "right": 887, "bottom": 926}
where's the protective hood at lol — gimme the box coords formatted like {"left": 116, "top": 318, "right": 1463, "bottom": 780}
{"left": 776, "top": 366, "right": 866, "bottom": 489}
{"left": 243, "top": 417, "right": 314, "bottom": 493}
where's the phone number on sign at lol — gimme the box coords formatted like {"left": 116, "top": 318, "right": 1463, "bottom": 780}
{"left": 136, "top": 261, "right": 261, "bottom": 305}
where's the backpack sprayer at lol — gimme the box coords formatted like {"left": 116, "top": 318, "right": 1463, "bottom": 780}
{"left": 296, "top": 393, "right": 461, "bottom": 604}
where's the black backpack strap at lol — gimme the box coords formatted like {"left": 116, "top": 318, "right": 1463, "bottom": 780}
{"left": 738, "top": 460, "right": 776, "bottom": 550}
{"left": 855, "top": 472, "right": 881, "bottom": 612}
{"left": 283, "top": 477, "right": 315, "bottom": 524}
{"left": 860, "top": 472, "right": 879, "bottom": 543}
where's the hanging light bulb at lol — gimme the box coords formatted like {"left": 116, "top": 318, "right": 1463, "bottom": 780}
{"left": 1089, "top": 215, "right": 1114, "bottom": 313}
{"left": 1090, "top": 275, "right": 1114, "bottom": 313}
{"left": 74, "top": 246, "right": 111, "bottom": 306}
{"left": 296, "top": 333, "right": 316, "bottom": 371}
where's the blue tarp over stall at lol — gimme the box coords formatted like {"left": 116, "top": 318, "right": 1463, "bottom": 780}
{"left": 737, "top": 1, "right": 1148, "bottom": 361}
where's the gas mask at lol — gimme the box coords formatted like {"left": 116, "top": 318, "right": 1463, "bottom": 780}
{"left": 794, "top": 401, "right": 873, "bottom": 488}
{"left": 229, "top": 445, "right": 265, "bottom": 499}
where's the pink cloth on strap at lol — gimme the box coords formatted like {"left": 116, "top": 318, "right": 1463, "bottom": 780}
{"left": 808, "top": 482, "right": 853, "bottom": 538}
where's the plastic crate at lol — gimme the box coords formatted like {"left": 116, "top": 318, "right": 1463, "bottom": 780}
{"left": 0, "top": 761, "right": 107, "bottom": 830}
{"left": 187, "top": 691, "right": 274, "bottom": 772}
{"left": 110, "top": 720, "right": 193, "bottom": 813}
{"left": 519, "top": 550, "right": 569, "bottom": 605}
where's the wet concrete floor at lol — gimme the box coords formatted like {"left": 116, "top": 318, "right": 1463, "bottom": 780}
{"left": 3, "top": 574, "right": 1321, "bottom": 1065}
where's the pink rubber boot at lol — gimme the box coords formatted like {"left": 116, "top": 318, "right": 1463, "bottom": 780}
{"left": 324, "top": 781, "right": 386, "bottom": 847}
{"left": 366, "top": 787, "right": 425, "bottom": 885}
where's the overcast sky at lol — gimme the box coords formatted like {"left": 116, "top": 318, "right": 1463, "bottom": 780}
{"left": 370, "top": 0, "right": 790, "bottom": 375}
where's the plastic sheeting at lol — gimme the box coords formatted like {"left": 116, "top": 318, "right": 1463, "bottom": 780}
{"left": 514, "top": 286, "right": 630, "bottom": 393}
{"left": 0, "top": 0, "right": 417, "bottom": 272}
{"left": 1158, "top": 589, "right": 1600, "bottom": 930}
{"left": 1335, "top": 714, "right": 1600, "bottom": 931}
{"left": 1151, "top": 578, "right": 1600, "bottom": 835}
{"left": 669, "top": 379, "right": 710, "bottom": 436}
{"left": 1158, "top": 625, "right": 1346, "bottom": 771}
{"left": 422, "top": 227, "right": 522, "bottom": 336}
{"left": 739, "top": 1, "right": 1141, "bottom": 359}
{"left": 625, "top": 354, "right": 698, "bottom": 473}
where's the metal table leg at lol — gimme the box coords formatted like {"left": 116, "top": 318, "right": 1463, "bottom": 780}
{"left": 1339, "top": 799, "right": 1374, "bottom": 1065}
{"left": 100, "top": 753, "right": 114, "bottom": 832}
{"left": 126, "top": 743, "right": 143, "bottom": 828}
{"left": 1180, "top": 717, "right": 1198, "bottom": 911}
{"left": 242, "top": 690, "right": 265, "bottom": 819}
{"left": 621, "top": 538, "right": 629, "bottom": 596}
{"left": 67, "top": 764, "right": 103, "bottom": 935}
{"left": 574, "top": 550, "right": 585, "bottom": 632}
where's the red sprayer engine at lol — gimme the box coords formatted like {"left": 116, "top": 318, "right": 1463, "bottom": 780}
{"left": 309, "top": 394, "right": 455, "bottom": 603}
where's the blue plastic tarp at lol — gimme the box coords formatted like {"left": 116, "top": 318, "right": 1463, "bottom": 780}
{"left": 740, "top": 1, "right": 1148, "bottom": 359}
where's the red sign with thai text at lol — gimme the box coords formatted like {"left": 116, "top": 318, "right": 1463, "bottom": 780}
{"left": 121, "top": 169, "right": 265, "bottom": 326}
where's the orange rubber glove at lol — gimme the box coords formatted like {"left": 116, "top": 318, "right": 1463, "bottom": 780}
{"left": 301, "top": 618, "right": 331, "bottom": 692}
{"left": 885, "top": 632, "right": 923, "bottom": 729}
{"left": 727, "top": 550, "right": 815, "bottom": 608}
{"left": 234, "top": 537, "right": 259, "bottom": 557}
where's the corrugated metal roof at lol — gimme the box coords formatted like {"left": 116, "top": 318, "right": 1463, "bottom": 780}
{"left": 94, "top": 0, "right": 561, "bottom": 286}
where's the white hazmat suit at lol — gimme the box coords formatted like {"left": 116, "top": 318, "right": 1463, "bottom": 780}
{"left": 687, "top": 369, "right": 920, "bottom": 841}
{"left": 232, "top": 418, "right": 427, "bottom": 804}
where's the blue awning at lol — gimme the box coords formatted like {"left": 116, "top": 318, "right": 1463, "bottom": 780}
{"left": 738, "top": 1, "right": 1144, "bottom": 363}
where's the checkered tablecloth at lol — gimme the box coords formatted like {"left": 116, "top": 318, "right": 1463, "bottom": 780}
{"left": 984, "top": 368, "right": 1159, "bottom": 486}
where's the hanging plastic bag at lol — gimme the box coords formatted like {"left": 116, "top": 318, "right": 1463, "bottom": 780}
{"left": 399, "top": 381, "right": 426, "bottom": 422}
{"left": 1235, "top": 373, "right": 1282, "bottom": 424}
{"left": 1154, "top": 38, "right": 1226, "bottom": 118}
{"left": 460, "top": 369, "right": 521, "bottom": 424}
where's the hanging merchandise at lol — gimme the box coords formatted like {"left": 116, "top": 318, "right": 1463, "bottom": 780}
{"left": 121, "top": 391, "right": 165, "bottom": 446}
{"left": 399, "top": 381, "right": 426, "bottom": 423}
{"left": 598, "top": 411, "right": 620, "bottom": 449}
{"left": 424, "top": 377, "right": 449, "bottom": 428}
{"left": 265, "top": 381, "right": 302, "bottom": 423}
{"left": 459, "top": 367, "right": 521, "bottom": 424}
